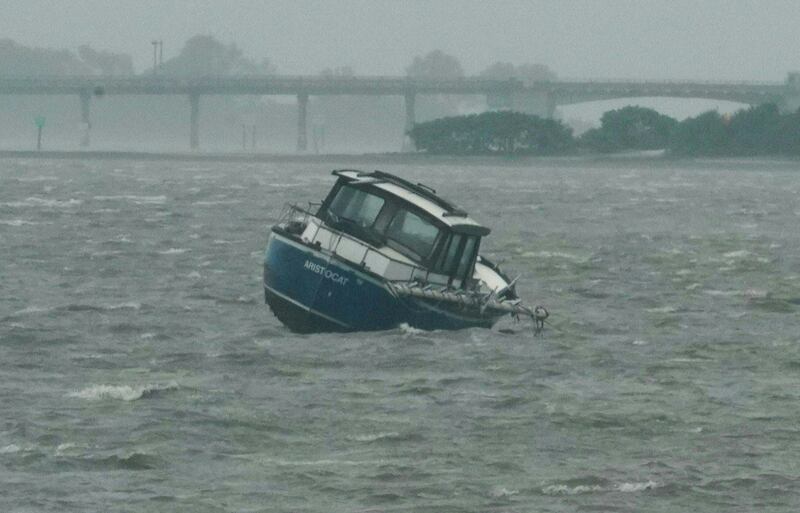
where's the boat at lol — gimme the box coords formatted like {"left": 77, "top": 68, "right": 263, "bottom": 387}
{"left": 263, "top": 169, "right": 546, "bottom": 333}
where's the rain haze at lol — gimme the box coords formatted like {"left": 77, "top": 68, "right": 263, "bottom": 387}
{"left": 3, "top": 2, "right": 800, "bottom": 512}
{"left": 3, "top": 0, "right": 800, "bottom": 79}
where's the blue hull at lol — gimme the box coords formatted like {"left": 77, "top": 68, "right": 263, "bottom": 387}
{"left": 263, "top": 230, "right": 499, "bottom": 333}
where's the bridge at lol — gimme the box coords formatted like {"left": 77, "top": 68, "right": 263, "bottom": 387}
{"left": 1, "top": 74, "right": 798, "bottom": 150}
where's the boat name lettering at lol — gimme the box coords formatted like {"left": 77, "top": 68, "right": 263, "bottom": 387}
{"left": 303, "top": 260, "right": 349, "bottom": 285}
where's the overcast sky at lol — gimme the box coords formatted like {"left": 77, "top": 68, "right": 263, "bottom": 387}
{"left": 2, "top": 0, "right": 799, "bottom": 81}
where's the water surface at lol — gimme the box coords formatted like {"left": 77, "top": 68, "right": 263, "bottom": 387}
{"left": 1, "top": 157, "right": 799, "bottom": 512}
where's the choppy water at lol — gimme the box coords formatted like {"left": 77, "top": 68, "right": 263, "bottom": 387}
{"left": 1, "top": 156, "right": 799, "bottom": 512}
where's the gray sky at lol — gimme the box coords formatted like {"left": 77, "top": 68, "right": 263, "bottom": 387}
{"left": 2, "top": 0, "right": 799, "bottom": 81}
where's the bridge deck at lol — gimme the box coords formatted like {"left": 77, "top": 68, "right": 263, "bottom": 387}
{"left": 0, "top": 76, "right": 788, "bottom": 102}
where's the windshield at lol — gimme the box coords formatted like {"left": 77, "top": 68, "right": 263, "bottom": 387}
{"left": 385, "top": 209, "right": 440, "bottom": 260}
{"left": 328, "top": 185, "right": 385, "bottom": 228}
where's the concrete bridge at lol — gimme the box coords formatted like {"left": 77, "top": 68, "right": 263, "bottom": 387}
{"left": 1, "top": 74, "right": 797, "bottom": 150}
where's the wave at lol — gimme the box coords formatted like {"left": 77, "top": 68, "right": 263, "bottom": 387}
{"left": 0, "top": 444, "right": 21, "bottom": 454}
{"left": 0, "top": 197, "right": 82, "bottom": 208}
{"left": 157, "top": 248, "right": 189, "bottom": 255}
{"left": 0, "top": 219, "right": 42, "bottom": 226}
{"left": 193, "top": 200, "right": 242, "bottom": 206}
{"left": 347, "top": 432, "right": 402, "bottom": 443}
{"left": 63, "top": 302, "right": 141, "bottom": 313}
{"left": 519, "top": 250, "right": 588, "bottom": 262}
{"left": 541, "top": 478, "right": 658, "bottom": 495}
{"left": 703, "top": 288, "right": 769, "bottom": 298}
{"left": 398, "top": 323, "right": 425, "bottom": 335}
{"left": 69, "top": 381, "right": 178, "bottom": 401}
{"left": 93, "top": 195, "right": 167, "bottom": 204}
{"left": 489, "top": 486, "right": 519, "bottom": 498}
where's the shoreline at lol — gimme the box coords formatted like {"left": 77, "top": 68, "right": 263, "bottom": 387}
{"left": 1, "top": 149, "right": 799, "bottom": 169}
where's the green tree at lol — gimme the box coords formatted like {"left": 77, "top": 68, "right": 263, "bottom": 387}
{"left": 405, "top": 50, "right": 464, "bottom": 79}
{"left": 668, "top": 111, "right": 730, "bottom": 156}
{"left": 727, "top": 103, "right": 781, "bottom": 155}
{"left": 0, "top": 38, "right": 92, "bottom": 75}
{"left": 409, "top": 110, "right": 574, "bottom": 156}
{"left": 159, "top": 35, "right": 272, "bottom": 76}
{"left": 479, "top": 62, "right": 557, "bottom": 83}
{"left": 580, "top": 106, "right": 678, "bottom": 153}
{"left": 774, "top": 110, "right": 800, "bottom": 155}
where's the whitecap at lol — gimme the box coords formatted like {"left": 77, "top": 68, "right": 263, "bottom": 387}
{"left": 703, "top": 289, "right": 739, "bottom": 297}
{"left": 617, "top": 480, "right": 658, "bottom": 492}
{"left": 520, "top": 250, "right": 588, "bottom": 263}
{"left": 158, "top": 248, "right": 189, "bottom": 255}
{"left": 646, "top": 306, "right": 676, "bottom": 313}
{"left": 105, "top": 302, "right": 141, "bottom": 311}
{"left": 55, "top": 443, "right": 77, "bottom": 456}
{"left": 193, "top": 200, "right": 242, "bottom": 206}
{"left": 348, "top": 432, "right": 400, "bottom": 443}
{"left": 743, "top": 288, "right": 769, "bottom": 299}
{"left": 723, "top": 250, "right": 750, "bottom": 259}
{"left": 399, "top": 323, "right": 424, "bottom": 335}
{"left": 0, "top": 219, "right": 39, "bottom": 226}
{"left": 1, "top": 197, "right": 82, "bottom": 208}
{"left": 69, "top": 382, "right": 178, "bottom": 401}
{"left": 94, "top": 195, "right": 167, "bottom": 204}
{"left": 13, "top": 305, "right": 53, "bottom": 316}
{"left": 90, "top": 250, "right": 122, "bottom": 257}
{"left": 0, "top": 444, "right": 21, "bottom": 454}
{"left": 490, "top": 486, "right": 519, "bottom": 498}
{"left": 15, "top": 176, "right": 58, "bottom": 182}
{"left": 542, "top": 484, "right": 604, "bottom": 495}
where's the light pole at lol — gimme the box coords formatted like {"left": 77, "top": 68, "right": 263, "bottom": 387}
{"left": 151, "top": 40, "right": 158, "bottom": 75}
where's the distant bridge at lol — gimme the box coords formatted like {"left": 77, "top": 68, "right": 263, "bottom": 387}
{"left": 1, "top": 74, "right": 798, "bottom": 150}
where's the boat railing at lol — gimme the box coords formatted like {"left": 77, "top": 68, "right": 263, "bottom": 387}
{"left": 278, "top": 202, "right": 319, "bottom": 226}
{"left": 279, "top": 203, "right": 444, "bottom": 286}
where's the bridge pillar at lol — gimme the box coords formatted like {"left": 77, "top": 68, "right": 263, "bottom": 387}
{"left": 79, "top": 91, "right": 91, "bottom": 147}
{"left": 189, "top": 93, "right": 200, "bottom": 150}
{"left": 402, "top": 92, "right": 416, "bottom": 152}
{"left": 779, "top": 74, "right": 800, "bottom": 114}
{"left": 297, "top": 93, "right": 308, "bottom": 152}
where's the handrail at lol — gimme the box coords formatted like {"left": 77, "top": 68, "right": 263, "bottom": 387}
{"left": 280, "top": 203, "right": 428, "bottom": 280}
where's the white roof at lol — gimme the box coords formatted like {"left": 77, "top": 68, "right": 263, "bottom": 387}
{"left": 336, "top": 170, "right": 487, "bottom": 233}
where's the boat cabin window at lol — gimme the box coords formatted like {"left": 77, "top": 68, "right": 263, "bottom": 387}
{"left": 320, "top": 180, "right": 481, "bottom": 278}
{"left": 384, "top": 209, "right": 440, "bottom": 261}
{"left": 455, "top": 235, "right": 478, "bottom": 279}
{"left": 327, "top": 185, "right": 385, "bottom": 228}
{"left": 433, "top": 232, "right": 480, "bottom": 283}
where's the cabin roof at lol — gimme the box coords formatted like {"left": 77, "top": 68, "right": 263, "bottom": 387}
{"left": 332, "top": 169, "right": 490, "bottom": 236}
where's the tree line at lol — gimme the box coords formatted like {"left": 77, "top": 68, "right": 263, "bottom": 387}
{"left": 409, "top": 104, "right": 800, "bottom": 157}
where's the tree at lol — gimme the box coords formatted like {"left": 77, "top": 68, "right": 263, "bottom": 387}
{"left": 159, "top": 35, "right": 270, "bottom": 76}
{"left": 668, "top": 111, "right": 729, "bottom": 156}
{"left": 405, "top": 50, "right": 466, "bottom": 122}
{"left": 580, "top": 106, "right": 678, "bottom": 153}
{"left": 0, "top": 38, "right": 91, "bottom": 75}
{"left": 479, "top": 62, "right": 557, "bottom": 83}
{"left": 406, "top": 50, "right": 464, "bottom": 79}
{"left": 726, "top": 103, "right": 781, "bottom": 155}
{"left": 409, "top": 110, "right": 574, "bottom": 156}
{"left": 78, "top": 45, "right": 134, "bottom": 75}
